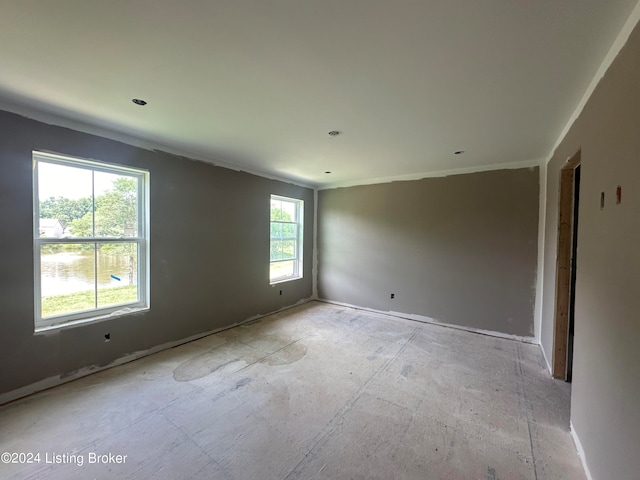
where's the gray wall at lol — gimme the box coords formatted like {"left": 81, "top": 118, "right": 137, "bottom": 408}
{"left": 540, "top": 20, "right": 640, "bottom": 480}
{"left": 0, "top": 110, "right": 313, "bottom": 397}
{"left": 318, "top": 168, "right": 539, "bottom": 337}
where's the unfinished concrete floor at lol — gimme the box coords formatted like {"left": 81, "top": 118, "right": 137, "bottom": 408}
{"left": 0, "top": 302, "right": 585, "bottom": 479}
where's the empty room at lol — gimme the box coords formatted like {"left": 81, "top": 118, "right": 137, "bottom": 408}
{"left": 1, "top": 2, "right": 639, "bottom": 479}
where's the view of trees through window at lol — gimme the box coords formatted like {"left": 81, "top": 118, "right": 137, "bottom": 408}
{"left": 270, "top": 196, "right": 303, "bottom": 282}
{"left": 35, "top": 155, "right": 145, "bottom": 323}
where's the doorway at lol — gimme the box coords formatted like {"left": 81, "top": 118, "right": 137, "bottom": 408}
{"left": 552, "top": 150, "right": 581, "bottom": 381}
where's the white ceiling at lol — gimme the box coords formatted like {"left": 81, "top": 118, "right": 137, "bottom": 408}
{"left": 0, "top": 1, "right": 638, "bottom": 188}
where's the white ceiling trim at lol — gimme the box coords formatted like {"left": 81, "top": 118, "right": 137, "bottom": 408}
{"left": 319, "top": 158, "right": 544, "bottom": 191}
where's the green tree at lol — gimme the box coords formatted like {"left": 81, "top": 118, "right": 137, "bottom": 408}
{"left": 40, "top": 196, "right": 92, "bottom": 233}
{"left": 270, "top": 207, "right": 295, "bottom": 260}
{"left": 270, "top": 206, "right": 292, "bottom": 222}
{"left": 69, "top": 178, "right": 137, "bottom": 237}
{"left": 70, "top": 178, "right": 138, "bottom": 283}
{"left": 95, "top": 178, "right": 137, "bottom": 236}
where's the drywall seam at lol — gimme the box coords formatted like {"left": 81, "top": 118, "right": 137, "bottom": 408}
{"left": 319, "top": 158, "right": 543, "bottom": 190}
{"left": 312, "top": 187, "right": 319, "bottom": 300}
{"left": 571, "top": 421, "right": 595, "bottom": 480}
{"left": 318, "top": 299, "right": 537, "bottom": 345}
{"left": 546, "top": 0, "right": 640, "bottom": 165}
{"left": 0, "top": 100, "right": 315, "bottom": 189}
{"left": 0, "top": 297, "right": 314, "bottom": 406}
{"left": 533, "top": 160, "right": 547, "bottom": 344}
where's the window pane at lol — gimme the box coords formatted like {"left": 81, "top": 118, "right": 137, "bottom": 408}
{"left": 270, "top": 222, "right": 282, "bottom": 239}
{"left": 94, "top": 172, "right": 139, "bottom": 237}
{"left": 40, "top": 244, "right": 96, "bottom": 318}
{"left": 281, "top": 223, "right": 296, "bottom": 238}
{"left": 270, "top": 199, "right": 282, "bottom": 221}
{"left": 97, "top": 243, "right": 138, "bottom": 308}
{"left": 38, "top": 162, "right": 93, "bottom": 238}
{"left": 275, "top": 239, "right": 295, "bottom": 260}
{"left": 270, "top": 240, "right": 283, "bottom": 261}
{"left": 281, "top": 201, "right": 296, "bottom": 222}
{"left": 270, "top": 260, "right": 294, "bottom": 281}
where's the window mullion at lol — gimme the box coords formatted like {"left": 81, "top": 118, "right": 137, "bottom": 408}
{"left": 39, "top": 237, "right": 143, "bottom": 245}
{"left": 33, "top": 161, "right": 41, "bottom": 324}
{"left": 93, "top": 243, "right": 98, "bottom": 310}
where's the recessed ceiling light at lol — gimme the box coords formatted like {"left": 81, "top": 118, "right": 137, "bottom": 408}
{"left": 328, "top": 130, "right": 341, "bottom": 137}
{"left": 132, "top": 98, "right": 147, "bottom": 106}
{"left": 454, "top": 150, "right": 465, "bottom": 155}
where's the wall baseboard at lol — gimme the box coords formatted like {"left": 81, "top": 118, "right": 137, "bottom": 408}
{"left": 317, "top": 299, "right": 538, "bottom": 344}
{"left": 571, "top": 421, "right": 595, "bottom": 480}
{"left": 0, "top": 298, "right": 313, "bottom": 406}
{"left": 540, "top": 341, "right": 553, "bottom": 375}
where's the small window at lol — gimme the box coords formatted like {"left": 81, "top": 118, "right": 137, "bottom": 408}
{"left": 270, "top": 195, "right": 303, "bottom": 283}
{"left": 33, "top": 151, "right": 149, "bottom": 330}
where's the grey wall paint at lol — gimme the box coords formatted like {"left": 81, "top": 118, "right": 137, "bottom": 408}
{"left": 0, "top": 110, "right": 314, "bottom": 397}
{"left": 540, "top": 21, "right": 640, "bottom": 480}
{"left": 317, "top": 168, "right": 539, "bottom": 337}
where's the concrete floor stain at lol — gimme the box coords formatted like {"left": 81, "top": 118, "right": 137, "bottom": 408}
{"left": 172, "top": 353, "right": 246, "bottom": 382}
{"left": 401, "top": 364, "right": 414, "bottom": 378}
{"left": 232, "top": 377, "right": 252, "bottom": 390}
{"left": 262, "top": 342, "right": 308, "bottom": 366}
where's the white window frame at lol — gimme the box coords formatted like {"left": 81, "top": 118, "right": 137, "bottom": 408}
{"left": 33, "top": 151, "right": 150, "bottom": 331}
{"left": 270, "top": 195, "right": 303, "bottom": 284}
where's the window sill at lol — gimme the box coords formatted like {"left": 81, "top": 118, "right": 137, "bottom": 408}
{"left": 270, "top": 276, "right": 303, "bottom": 286}
{"left": 35, "top": 305, "right": 149, "bottom": 334}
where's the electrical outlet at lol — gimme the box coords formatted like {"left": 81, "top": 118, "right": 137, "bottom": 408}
{"left": 390, "top": 293, "right": 395, "bottom": 299}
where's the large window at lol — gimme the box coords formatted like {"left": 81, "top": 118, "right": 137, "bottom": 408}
{"left": 270, "top": 195, "right": 303, "bottom": 283}
{"left": 33, "top": 151, "right": 149, "bottom": 330}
